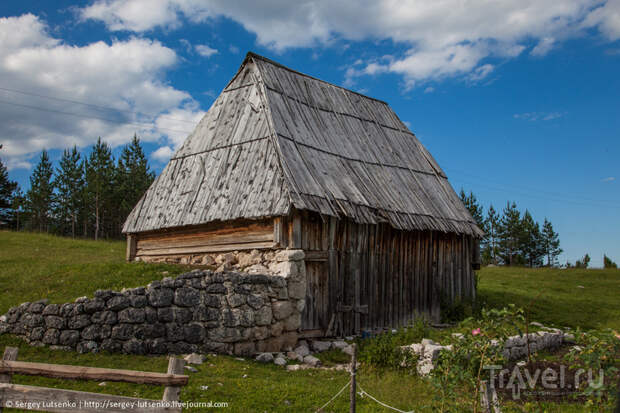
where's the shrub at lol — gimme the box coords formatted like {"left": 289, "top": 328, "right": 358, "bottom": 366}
{"left": 358, "top": 318, "right": 430, "bottom": 368}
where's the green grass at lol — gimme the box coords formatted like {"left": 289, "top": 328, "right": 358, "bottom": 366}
{"left": 0, "top": 231, "right": 617, "bottom": 412}
{"left": 0, "top": 230, "right": 190, "bottom": 314}
{"left": 477, "top": 266, "right": 620, "bottom": 331}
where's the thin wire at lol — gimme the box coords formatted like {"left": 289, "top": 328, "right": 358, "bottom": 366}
{"left": 451, "top": 177, "right": 620, "bottom": 209}
{"left": 0, "top": 99, "right": 194, "bottom": 135}
{"left": 315, "top": 379, "right": 351, "bottom": 413}
{"left": 357, "top": 383, "right": 414, "bottom": 413}
{"left": 446, "top": 167, "right": 620, "bottom": 205}
{"left": 0, "top": 86, "right": 199, "bottom": 125}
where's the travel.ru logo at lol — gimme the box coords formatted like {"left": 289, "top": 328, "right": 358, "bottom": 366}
{"left": 484, "top": 363, "right": 605, "bottom": 400}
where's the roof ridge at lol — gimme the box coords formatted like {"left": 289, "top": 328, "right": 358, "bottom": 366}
{"left": 245, "top": 51, "right": 389, "bottom": 105}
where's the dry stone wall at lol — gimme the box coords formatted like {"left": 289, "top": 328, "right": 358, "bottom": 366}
{"left": 0, "top": 250, "right": 307, "bottom": 357}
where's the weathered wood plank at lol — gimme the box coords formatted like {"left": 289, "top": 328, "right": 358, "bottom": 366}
{"left": 162, "top": 357, "right": 185, "bottom": 403}
{"left": 126, "top": 234, "right": 137, "bottom": 262}
{"left": 0, "top": 360, "right": 188, "bottom": 386}
{"left": 136, "top": 241, "right": 277, "bottom": 256}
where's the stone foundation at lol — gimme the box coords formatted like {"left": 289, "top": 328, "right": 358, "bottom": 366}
{"left": 135, "top": 248, "right": 291, "bottom": 275}
{"left": 0, "top": 250, "right": 307, "bottom": 356}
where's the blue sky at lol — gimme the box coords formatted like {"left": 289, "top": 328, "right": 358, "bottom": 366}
{"left": 0, "top": 1, "right": 618, "bottom": 267}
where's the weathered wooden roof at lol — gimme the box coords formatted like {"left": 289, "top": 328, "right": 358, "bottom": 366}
{"left": 123, "top": 52, "right": 483, "bottom": 237}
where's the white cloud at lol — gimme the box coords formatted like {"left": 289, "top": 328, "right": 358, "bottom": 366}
{"left": 79, "top": 0, "right": 617, "bottom": 88}
{"left": 423, "top": 86, "right": 434, "bottom": 93}
{"left": 0, "top": 14, "right": 202, "bottom": 168}
{"left": 583, "top": 0, "right": 620, "bottom": 40}
{"left": 195, "top": 44, "right": 218, "bottom": 57}
{"left": 151, "top": 145, "right": 174, "bottom": 161}
{"left": 229, "top": 45, "right": 240, "bottom": 54}
{"left": 601, "top": 176, "right": 616, "bottom": 182}
{"left": 513, "top": 111, "right": 565, "bottom": 121}
{"left": 531, "top": 37, "right": 556, "bottom": 56}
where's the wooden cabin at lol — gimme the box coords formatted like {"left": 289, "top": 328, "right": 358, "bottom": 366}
{"left": 123, "top": 52, "right": 483, "bottom": 336}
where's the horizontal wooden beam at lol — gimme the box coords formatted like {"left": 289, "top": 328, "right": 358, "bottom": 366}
{"left": 304, "top": 250, "right": 328, "bottom": 261}
{"left": 136, "top": 241, "right": 277, "bottom": 257}
{"left": 138, "top": 230, "right": 273, "bottom": 250}
{"left": 0, "top": 360, "right": 188, "bottom": 386}
{"left": 0, "top": 383, "right": 181, "bottom": 413}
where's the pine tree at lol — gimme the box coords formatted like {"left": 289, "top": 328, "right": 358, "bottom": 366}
{"left": 115, "top": 134, "right": 154, "bottom": 236}
{"left": 576, "top": 253, "right": 591, "bottom": 269}
{"left": 11, "top": 186, "right": 25, "bottom": 231}
{"left": 0, "top": 145, "right": 17, "bottom": 227}
{"left": 459, "top": 189, "right": 485, "bottom": 230}
{"left": 482, "top": 204, "right": 500, "bottom": 265}
{"left": 541, "top": 218, "right": 562, "bottom": 267}
{"left": 520, "top": 210, "right": 543, "bottom": 267}
{"left": 603, "top": 255, "right": 617, "bottom": 269}
{"left": 498, "top": 201, "right": 523, "bottom": 266}
{"left": 26, "top": 150, "right": 55, "bottom": 232}
{"left": 54, "top": 146, "right": 85, "bottom": 238}
{"left": 85, "top": 138, "right": 115, "bottom": 240}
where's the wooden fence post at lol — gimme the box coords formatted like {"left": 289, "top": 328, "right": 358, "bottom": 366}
{"left": 163, "top": 356, "right": 185, "bottom": 404}
{"left": 350, "top": 343, "right": 356, "bottom": 413}
{"left": 0, "top": 347, "right": 19, "bottom": 413}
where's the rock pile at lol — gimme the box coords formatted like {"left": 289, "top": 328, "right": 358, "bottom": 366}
{"left": 402, "top": 325, "right": 570, "bottom": 376}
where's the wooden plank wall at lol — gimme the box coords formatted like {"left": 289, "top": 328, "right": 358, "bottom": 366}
{"left": 131, "top": 219, "right": 275, "bottom": 259}
{"left": 290, "top": 211, "right": 476, "bottom": 335}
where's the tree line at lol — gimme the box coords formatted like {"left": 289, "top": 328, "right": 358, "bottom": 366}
{"left": 459, "top": 190, "right": 563, "bottom": 267}
{"left": 0, "top": 136, "right": 154, "bottom": 240}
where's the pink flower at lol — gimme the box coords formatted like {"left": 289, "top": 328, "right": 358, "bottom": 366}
{"left": 614, "top": 330, "right": 620, "bottom": 340}
{"left": 472, "top": 328, "right": 481, "bottom": 336}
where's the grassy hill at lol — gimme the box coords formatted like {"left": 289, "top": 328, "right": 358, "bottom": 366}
{"left": 478, "top": 266, "right": 620, "bottom": 331}
{"left": 1, "top": 231, "right": 618, "bottom": 412}
{"left": 0, "top": 230, "right": 189, "bottom": 314}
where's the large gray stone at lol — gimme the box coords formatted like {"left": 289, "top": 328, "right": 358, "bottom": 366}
{"left": 247, "top": 294, "right": 264, "bottom": 310}
{"left": 111, "top": 324, "right": 134, "bottom": 340}
{"left": 68, "top": 314, "right": 91, "bottom": 329}
{"left": 59, "top": 330, "right": 80, "bottom": 346}
{"left": 83, "top": 299, "right": 105, "bottom": 314}
{"left": 226, "top": 294, "right": 246, "bottom": 308}
{"left": 107, "top": 296, "right": 130, "bottom": 311}
{"left": 148, "top": 288, "right": 174, "bottom": 307}
{"left": 272, "top": 301, "right": 294, "bottom": 320}
{"left": 174, "top": 287, "right": 200, "bottom": 307}
{"left": 91, "top": 311, "right": 117, "bottom": 325}
{"left": 45, "top": 316, "right": 65, "bottom": 329}
{"left": 118, "top": 308, "right": 145, "bottom": 324}
{"left": 42, "top": 328, "right": 60, "bottom": 345}
{"left": 255, "top": 306, "right": 272, "bottom": 326}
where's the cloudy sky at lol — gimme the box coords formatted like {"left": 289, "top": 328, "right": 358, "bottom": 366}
{"left": 1, "top": 0, "right": 619, "bottom": 266}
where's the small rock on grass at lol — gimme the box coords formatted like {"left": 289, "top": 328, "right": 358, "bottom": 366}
{"left": 342, "top": 345, "right": 355, "bottom": 356}
{"left": 294, "top": 345, "right": 310, "bottom": 358}
{"left": 311, "top": 341, "right": 332, "bottom": 352}
{"left": 256, "top": 353, "right": 274, "bottom": 363}
{"left": 332, "top": 340, "right": 347, "bottom": 350}
{"left": 286, "top": 351, "right": 300, "bottom": 361}
{"left": 184, "top": 365, "right": 198, "bottom": 373}
{"left": 184, "top": 353, "right": 205, "bottom": 365}
{"left": 303, "top": 355, "right": 321, "bottom": 367}
{"left": 274, "top": 357, "right": 287, "bottom": 366}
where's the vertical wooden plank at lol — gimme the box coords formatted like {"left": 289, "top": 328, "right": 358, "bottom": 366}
{"left": 0, "top": 347, "right": 19, "bottom": 394}
{"left": 273, "top": 217, "right": 284, "bottom": 247}
{"left": 126, "top": 234, "right": 137, "bottom": 262}
{"left": 291, "top": 212, "right": 302, "bottom": 249}
{"left": 162, "top": 357, "right": 185, "bottom": 402}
